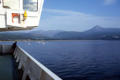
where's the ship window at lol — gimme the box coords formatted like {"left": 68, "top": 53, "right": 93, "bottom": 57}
{"left": 23, "top": 0, "right": 38, "bottom": 12}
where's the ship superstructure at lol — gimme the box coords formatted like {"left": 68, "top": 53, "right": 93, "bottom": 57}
{"left": 0, "top": 0, "right": 44, "bottom": 31}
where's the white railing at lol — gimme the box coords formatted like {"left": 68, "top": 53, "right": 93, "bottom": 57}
{"left": 14, "top": 46, "right": 62, "bottom": 80}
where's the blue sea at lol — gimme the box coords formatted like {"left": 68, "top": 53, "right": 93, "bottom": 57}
{"left": 3, "top": 40, "right": 120, "bottom": 80}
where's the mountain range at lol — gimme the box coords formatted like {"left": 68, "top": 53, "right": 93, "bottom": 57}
{"left": 53, "top": 25, "right": 120, "bottom": 40}
{"left": 0, "top": 25, "right": 120, "bottom": 40}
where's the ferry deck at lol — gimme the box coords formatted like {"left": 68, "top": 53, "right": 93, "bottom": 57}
{"left": 0, "top": 42, "right": 62, "bottom": 80}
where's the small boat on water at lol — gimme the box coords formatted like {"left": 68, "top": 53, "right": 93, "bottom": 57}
{"left": 0, "top": 42, "right": 62, "bottom": 80}
{"left": 0, "top": 0, "right": 44, "bottom": 31}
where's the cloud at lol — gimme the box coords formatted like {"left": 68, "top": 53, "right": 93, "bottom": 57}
{"left": 104, "top": 0, "right": 117, "bottom": 5}
{"left": 39, "top": 9, "right": 120, "bottom": 32}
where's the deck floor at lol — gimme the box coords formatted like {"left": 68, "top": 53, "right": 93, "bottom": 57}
{"left": 0, "top": 55, "right": 14, "bottom": 80}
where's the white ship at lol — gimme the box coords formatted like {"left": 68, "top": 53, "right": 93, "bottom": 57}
{"left": 0, "top": 0, "right": 44, "bottom": 31}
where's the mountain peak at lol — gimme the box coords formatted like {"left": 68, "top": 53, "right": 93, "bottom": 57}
{"left": 93, "top": 25, "right": 103, "bottom": 30}
{"left": 85, "top": 25, "right": 104, "bottom": 32}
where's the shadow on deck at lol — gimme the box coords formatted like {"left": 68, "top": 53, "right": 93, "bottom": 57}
{"left": 0, "top": 55, "right": 18, "bottom": 80}
{"left": 0, "top": 42, "right": 62, "bottom": 80}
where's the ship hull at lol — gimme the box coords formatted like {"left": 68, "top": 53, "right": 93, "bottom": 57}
{"left": 0, "top": 26, "right": 36, "bottom": 31}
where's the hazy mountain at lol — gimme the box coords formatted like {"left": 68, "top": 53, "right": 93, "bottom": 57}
{"left": 0, "top": 31, "right": 49, "bottom": 40}
{"left": 0, "top": 25, "right": 120, "bottom": 40}
{"left": 53, "top": 26, "right": 120, "bottom": 40}
{"left": 31, "top": 30, "right": 62, "bottom": 37}
{"left": 0, "top": 30, "right": 62, "bottom": 40}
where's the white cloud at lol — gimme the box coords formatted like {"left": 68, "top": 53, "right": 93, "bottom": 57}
{"left": 39, "top": 9, "right": 120, "bottom": 32}
{"left": 104, "top": 0, "right": 117, "bottom": 5}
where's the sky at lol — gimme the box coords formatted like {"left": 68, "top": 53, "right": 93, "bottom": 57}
{"left": 38, "top": 0, "right": 120, "bottom": 32}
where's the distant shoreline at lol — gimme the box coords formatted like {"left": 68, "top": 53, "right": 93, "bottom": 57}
{"left": 0, "top": 39, "right": 120, "bottom": 42}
